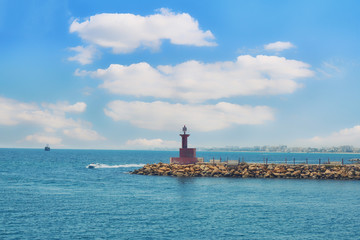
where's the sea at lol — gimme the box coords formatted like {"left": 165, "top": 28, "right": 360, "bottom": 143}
{"left": 1, "top": 149, "right": 360, "bottom": 240}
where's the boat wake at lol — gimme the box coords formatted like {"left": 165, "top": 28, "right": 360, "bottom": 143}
{"left": 86, "top": 163, "right": 145, "bottom": 169}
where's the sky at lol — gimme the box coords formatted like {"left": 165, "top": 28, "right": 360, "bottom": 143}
{"left": 1, "top": 0, "right": 360, "bottom": 149}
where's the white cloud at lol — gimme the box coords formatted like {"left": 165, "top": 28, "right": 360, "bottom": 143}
{"left": 9, "top": 101, "right": 84, "bottom": 129}
{"left": 25, "top": 134, "right": 62, "bottom": 145}
{"left": 44, "top": 127, "right": 56, "bottom": 133}
{"left": 0, "top": 96, "right": 104, "bottom": 142}
{"left": 104, "top": 100, "right": 274, "bottom": 131}
{"left": 0, "top": 97, "right": 37, "bottom": 126}
{"left": 85, "top": 55, "right": 313, "bottom": 103}
{"left": 63, "top": 128, "right": 106, "bottom": 141}
{"left": 74, "top": 68, "right": 89, "bottom": 77}
{"left": 42, "top": 101, "right": 87, "bottom": 113}
{"left": 68, "top": 45, "right": 98, "bottom": 65}
{"left": 69, "top": 8, "right": 216, "bottom": 54}
{"left": 303, "top": 125, "right": 360, "bottom": 147}
{"left": 125, "top": 138, "right": 178, "bottom": 149}
{"left": 264, "top": 41, "right": 295, "bottom": 52}
{"left": 316, "top": 61, "right": 342, "bottom": 78}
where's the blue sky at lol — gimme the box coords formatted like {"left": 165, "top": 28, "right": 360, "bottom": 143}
{"left": 1, "top": 0, "right": 360, "bottom": 149}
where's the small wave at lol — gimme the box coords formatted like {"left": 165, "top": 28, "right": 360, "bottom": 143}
{"left": 86, "top": 163, "right": 145, "bottom": 169}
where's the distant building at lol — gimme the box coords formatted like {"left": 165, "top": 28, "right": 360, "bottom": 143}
{"left": 170, "top": 125, "right": 200, "bottom": 165}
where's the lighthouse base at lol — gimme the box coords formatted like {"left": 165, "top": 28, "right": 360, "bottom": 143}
{"left": 170, "top": 147, "right": 198, "bottom": 165}
{"left": 170, "top": 157, "right": 198, "bottom": 165}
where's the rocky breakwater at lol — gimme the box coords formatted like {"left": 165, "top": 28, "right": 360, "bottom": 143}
{"left": 131, "top": 163, "right": 360, "bottom": 180}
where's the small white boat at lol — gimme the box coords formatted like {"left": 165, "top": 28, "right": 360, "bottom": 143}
{"left": 87, "top": 163, "right": 98, "bottom": 169}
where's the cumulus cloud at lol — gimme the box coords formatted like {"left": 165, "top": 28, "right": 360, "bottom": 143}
{"left": 126, "top": 138, "right": 178, "bottom": 149}
{"left": 0, "top": 98, "right": 84, "bottom": 129}
{"left": 69, "top": 8, "right": 216, "bottom": 54}
{"left": 264, "top": 41, "right": 295, "bottom": 52}
{"left": 305, "top": 125, "right": 360, "bottom": 147}
{"left": 0, "top": 97, "right": 37, "bottom": 126}
{"left": 68, "top": 45, "right": 98, "bottom": 65}
{"left": 0, "top": 96, "right": 104, "bottom": 143}
{"left": 25, "top": 134, "right": 62, "bottom": 145}
{"left": 104, "top": 100, "right": 274, "bottom": 131}
{"left": 84, "top": 55, "right": 313, "bottom": 103}
{"left": 63, "top": 128, "right": 105, "bottom": 141}
{"left": 42, "top": 101, "right": 87, "bottom": 113}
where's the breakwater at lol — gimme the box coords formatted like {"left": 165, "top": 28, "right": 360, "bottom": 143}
{"left": 131, "top": 162, "right": 360, "bottom": 180}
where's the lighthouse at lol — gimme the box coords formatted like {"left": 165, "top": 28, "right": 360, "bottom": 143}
{"left": 170, "top": 125, "right": 199, "bottom": 165}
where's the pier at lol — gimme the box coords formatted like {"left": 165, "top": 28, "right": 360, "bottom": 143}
{"left": 132, "top": 126, "right": 360, "bottom": 179}
{"left": 131, "top": 162, "right": 360, "bottom": 180}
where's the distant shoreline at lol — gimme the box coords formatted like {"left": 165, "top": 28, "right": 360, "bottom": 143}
{"left": 198, "top": 150, "right": 360, "bottom": 154}
{"left": 1, "top": 147, "right": 360, "bottom": 154}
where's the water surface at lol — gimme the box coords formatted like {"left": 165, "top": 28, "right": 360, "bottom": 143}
{"left": 1, "top": 149, "right": 359, "bottom": 239}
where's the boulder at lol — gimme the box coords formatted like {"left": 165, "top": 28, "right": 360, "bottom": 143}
{"left": 248, "top": 165, "right": 257, "bottom": 171}
{"left": 129, "top": 162, "right": 360, "bottom": 180}
{"left": 233, "top": 171, "right": 242, "bottom": 176}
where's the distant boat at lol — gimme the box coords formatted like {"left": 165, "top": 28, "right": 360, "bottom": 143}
{"left": 44, "top": 144, "right": 50, "bottom": 151}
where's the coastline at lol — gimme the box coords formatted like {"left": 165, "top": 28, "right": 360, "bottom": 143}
{"left": 1, "top": 147, "right": 360, "bottom": 154}
{"left": 198, "top": 150, "right": 360, "bottom": 154}
{"left": 131, "top": 162, "right": 360, "bottom": 180}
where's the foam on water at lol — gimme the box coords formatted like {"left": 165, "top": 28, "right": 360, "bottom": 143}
{"left": 86, "top": 163, "right": 145, "bottom": 169}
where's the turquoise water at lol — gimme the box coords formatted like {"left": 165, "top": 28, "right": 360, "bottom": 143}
{"left": 1, "top": 149, "right": 360, "bottom": 239}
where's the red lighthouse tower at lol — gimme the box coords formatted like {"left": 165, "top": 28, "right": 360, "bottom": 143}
{"left": 170, "top": 125, "right": 198, "bottom": 165}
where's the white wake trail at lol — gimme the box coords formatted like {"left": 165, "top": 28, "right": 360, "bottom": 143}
{"left": 86, "top": 163, "right": 145, "bottom": 169}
